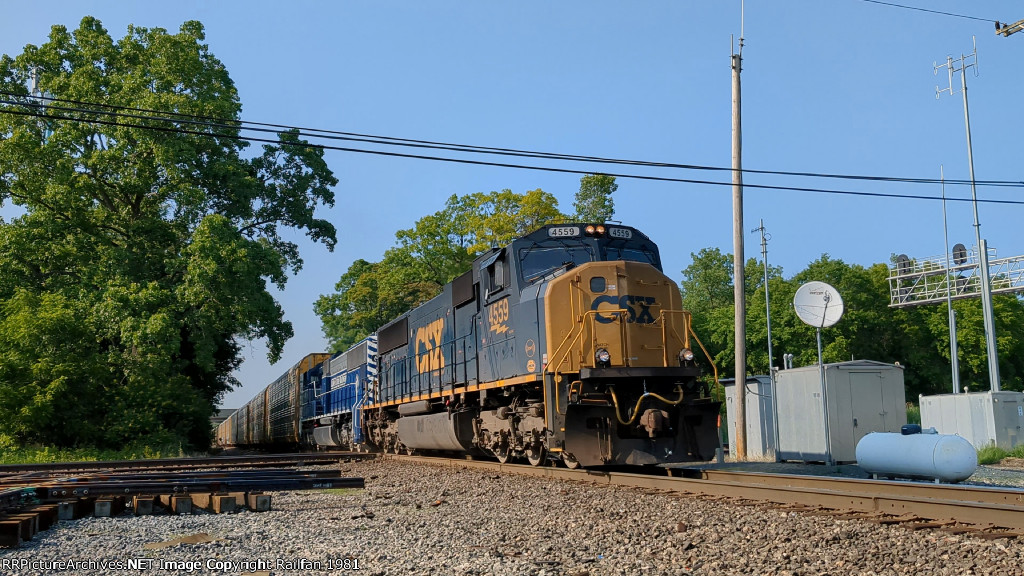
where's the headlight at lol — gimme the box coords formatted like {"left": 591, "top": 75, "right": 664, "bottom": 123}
{"left": 585, "top": 225, "right": 596, "bottom": 235}
{"left": 595, "top": 348, "right": 611, "bottom": 366}
{"left": 678, "top": 348, "right": 695, "bottom": 364}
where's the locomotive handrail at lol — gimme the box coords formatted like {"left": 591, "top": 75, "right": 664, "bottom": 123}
{"left": 547, "top": 308, "right": 627, "bottom": 375}
{"left": 686, "top": 322, "right": 720, "bottom": 395}
{"left": 545, "top": 275, "right": 592, "bottom": 375}
{"left": 550, "top": 308, "right": 628, "bottom": 416}
{"left": 656, "top": 309, "right": 692, "bottom": 368}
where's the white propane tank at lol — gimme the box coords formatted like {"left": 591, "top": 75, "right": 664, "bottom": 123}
{"left": 855, "top": 426, "right": 977, "bottom": 483}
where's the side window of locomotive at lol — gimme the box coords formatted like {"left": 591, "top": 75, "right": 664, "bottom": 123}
{"left": 487, "top": 258, "right": 506, "bottom": 295}
{"left": 590, "top": 276, "right": 606, "bottom": 293}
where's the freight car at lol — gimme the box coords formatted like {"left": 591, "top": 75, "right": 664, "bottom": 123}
{"left": 218, "top": 353, "right": 329, "bottom": 447}
{"left": 220, "top": 223, "right": 721, "bottom": 467}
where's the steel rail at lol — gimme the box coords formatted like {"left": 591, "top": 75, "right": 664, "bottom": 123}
{"left": 0, "top": 452, "right": 368, "bottom": 475}
{"left": 387, "top": 455, "right": 1024, "bottom": 532}
{"left": 690, "top": 468, "right": 1024, "bottom": 507}
{"left": 34, "top": 474, "right": 364, "bottom": 500}
{"left": 6, "top": 468, "right": 347, "bottom": 485}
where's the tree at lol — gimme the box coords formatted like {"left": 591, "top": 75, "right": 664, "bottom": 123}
{"left": 0, "top": 18, "right": 337, "bottom": 449}
{"left": 679, "top": 248, "right": 1024, "bottom": 402}
{"left": 573, "top": 174, "right": 616, "bottom": 222}
{"left": 316, "top": 189, "right": 566, "bottom": 352}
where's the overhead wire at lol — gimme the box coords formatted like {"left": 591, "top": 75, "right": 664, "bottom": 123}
{"left": 2, "top": 90, "right": 1021, "bottom": 189}
{"left": 855, "top": 0, "right": 999, "bottom": 23}
{"left": 2, "top": 95, "right": 1024, "bottom": 207}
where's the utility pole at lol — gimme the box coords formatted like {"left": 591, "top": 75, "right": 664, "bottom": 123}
{"left": 934, "top": 39, "right": 1000, "bottom": 392}
{"left": 995, "top": 19, "right": 1024, "bottom": 37}
{"left": 731, "top": 17, "right": 747, "bottom": 459}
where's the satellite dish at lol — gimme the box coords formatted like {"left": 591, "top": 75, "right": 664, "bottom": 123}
{"left": 952, "top": 243, "right": 968, "bottom": 265}
{"left": 793, "top": 281, "right": 845, "bottom": 328}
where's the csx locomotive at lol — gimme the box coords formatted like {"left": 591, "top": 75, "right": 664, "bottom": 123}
{"left": 218, "top": 223, "right": 721, "bottom": 467}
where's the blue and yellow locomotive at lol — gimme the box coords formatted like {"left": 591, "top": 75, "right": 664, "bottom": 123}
{"left": 219, "top": 223, "right": 721, "bottom": 467}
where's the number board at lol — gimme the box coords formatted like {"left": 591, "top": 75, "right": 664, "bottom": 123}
{"left": 547, "top": 226, "right": 580, "bottom": 238}
{"left": 607, "top": 227, "right": 632, "bottom": 239}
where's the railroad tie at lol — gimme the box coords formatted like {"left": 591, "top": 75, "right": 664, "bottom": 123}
{"left": 132, "top": 495, "right": 155, "bottom": 515}
{"left": 192, "top": 493, "right": 236, "bottom": 514}
{"left": 158, "top": 494, "right": 192, "bottom": 514}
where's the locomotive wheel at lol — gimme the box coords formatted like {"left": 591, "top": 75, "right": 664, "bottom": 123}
{"left": 561, "top": 452, "right": 582, "bottom": 469}
{"left": 525, "top": 444, "right": 547, "bottom": 467}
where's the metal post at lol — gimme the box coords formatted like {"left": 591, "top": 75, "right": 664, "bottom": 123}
{"left": 731, "top": 38, "right": 747, "bottom": 461}
{"left": 962, "top": 79, "right": 1000, "bottom": 391}
{"left": 816, "top": 327, "right": 832, "bottom": 465}
{"left": 754, "top": 220, "right": 780, "bottom": 461}
{"left": 935, "top": 41, "right": 1000, "bottom": 392}
{"left": 940, "top": 167, "right": 961, "bottom": 393}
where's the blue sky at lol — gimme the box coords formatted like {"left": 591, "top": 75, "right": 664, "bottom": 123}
{"left": 2, "top": 2, "right": 1021, "bottom": 409}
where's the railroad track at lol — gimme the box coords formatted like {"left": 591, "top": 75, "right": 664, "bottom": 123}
{"left": 0, "top": 453, "right": 369, "bottom": 547}
{"left": 0, "top": 451, "right": 370, "bottom": 476}
{"left": 386, "top": 454, "right": 1024, "bottom": 537}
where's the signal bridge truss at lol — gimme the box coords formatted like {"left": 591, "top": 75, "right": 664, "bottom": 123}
{"left": 889, "top": 245, "right": 1024, "bottom": 308}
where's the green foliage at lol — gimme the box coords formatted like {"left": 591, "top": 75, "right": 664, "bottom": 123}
{"left": 316, "top": 189, "right": 567, "bottom": 352}
{"left": 573, "top": 174, "right": 616, "bottom": 222}
{"left": 680, "top": 249, "right": 1024, "bottom": 401}
{"left": 0, "top": 442, "right": 192, "bottom": 465}
{"left": 0, "top": 18, "right": 336, "bottom": 450}
{"left": 906, "top": 404, "right": 920, "bottom": 425}
{"left": 977, "top": 444, "right": 1008, "bottom": 465}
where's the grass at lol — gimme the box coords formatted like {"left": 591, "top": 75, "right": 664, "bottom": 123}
{"left": 0, "top": 443, "right": 197, "bottom": 465}
{"left": 905, "top": 403, "right": 921, "bottom": 425}
{"left": 319, "top": 488, "right": 364, "bottom": 496}
{"left": 973, "top": 444, "right": 1024, "bottom": 465}
{"left": 977, "top": 444, "right": 1009, "bottom": 465}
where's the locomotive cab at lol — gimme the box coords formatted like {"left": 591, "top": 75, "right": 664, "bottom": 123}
{"left": 542, "top": 258, "right": 720, "bottom": 466}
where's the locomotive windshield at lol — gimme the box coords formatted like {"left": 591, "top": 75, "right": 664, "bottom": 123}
{"left": 602, "top": 245, "right": 659, "bottom": 267}
{"left": 517, "top": 230, "right": 662, "bottom": 284}
{"left": 519, "top": 245, "right": 596, "bottom": 282}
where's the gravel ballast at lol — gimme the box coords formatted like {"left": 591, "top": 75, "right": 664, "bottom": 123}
{"left": 2, "top": 459, "right": 1023, "bottom": 575}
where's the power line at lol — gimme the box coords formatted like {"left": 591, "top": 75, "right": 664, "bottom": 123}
{"left": 856, "top": 0, "right": 998, "bottom": 23}
{"left": 2, "top": 90, "right": 1021, "bottom": 189}
{"left": 4, "top": 104, "right": 1024, "bottom": 208}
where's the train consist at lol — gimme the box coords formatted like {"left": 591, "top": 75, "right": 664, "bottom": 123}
{"left": 218, "top": 223, "right": 721, "bottom": 467}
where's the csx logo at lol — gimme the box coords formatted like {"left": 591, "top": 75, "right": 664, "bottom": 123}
{"left": 415, "top": 318, "right": 445, "bottom": 373}
{"left": 592, "top": 295, "right": 657, "bottom": 324}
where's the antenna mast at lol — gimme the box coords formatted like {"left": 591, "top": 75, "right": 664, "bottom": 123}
{"left": 753, "top": 219, "right": 780, "bottom": 460}
{"left": 934, "top": 38, "right": 1000, "bottom": 392}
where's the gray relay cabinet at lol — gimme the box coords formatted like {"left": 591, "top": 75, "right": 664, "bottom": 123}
{"left": 920, "top": 391, "right": 1024, "bottom": 450}
{"left": 775, "top": 360, "right": 906, "bottom": 464}
{"left": 722, "top": 376, "right": 776, "bottom": 459}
